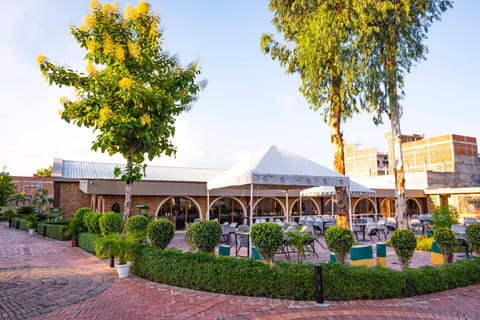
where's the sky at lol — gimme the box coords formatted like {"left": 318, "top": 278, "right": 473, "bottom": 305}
{"left": 1, "top": 1, "right": 479, "bottom": 176}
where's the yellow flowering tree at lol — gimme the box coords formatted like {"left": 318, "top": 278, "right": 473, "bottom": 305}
{"left": 38, "top": 0, "right": 205, "bottom": 224}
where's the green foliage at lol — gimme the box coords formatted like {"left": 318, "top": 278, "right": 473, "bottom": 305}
{"left": 415, "top": 236, "right": 434, "bottom": 252}
{"left": 33, "top": 188, "right": 49, "bottom": 215}
{"left": 17, "top": 206, "right": 34, "bottom": 215}
{"left": 89, "top": 212, "right": 102, "bottom": 234}
{"left": 432, "top": 205, "right": 459, "bottom": 229}
{"left": 189, "top": 220, "right": 221, "bottom": 253}
{"left": 74, "top": 207, "right": 93, "bottom": 229}
{"left": 146, "top": 218, "right": 175, "bottom": 249}
{"left": 285, "top": 225, "right": 316, "bottom": 264}
{"left": 251, "top": 222, "right": 284, "bottom": 265}
{"left": 35, "top": 165, "right": 52, "bottom": 177}
{"left": 324, "top": 227, "right": 355, "bottom": 264}
{"left": 391, "top": 229, "right": 417, "bottom": 270}
{"left": 37, "top": 222, "right": 71, "bottom": 241}
{"left": 0, "top": 171, "right": 16, "bottom": 206}
{"left": 68, "top": 216, "right": 85, "bottom": 239}
{"left": 125, "top": 214, "right": 149, "bottom": 242}
{"left": 434, "top": 227, "right": 457, "bottom": 263}
{"left": 132, "top": 245, "right": 480, "bottom": 300}
{"left": 24, "top": 214, "right": 38, "bottom": 229}
{"left": 95, "top": 233, "right": 138, "bottom": 265}
{"left": 78, "top": 232, "right": 101, "bottom": 253}
{"left": 38, "top": 1, "right": 205, "bottom": 220}
{"left": 83, "top": 211, "right": 96, "bottom": 232}
{"left": 1, "top": 207, "right": 17, "bottom": 221}
{"left": 99, "top": 212, "right": 122, "bottom": 235}
{"left": 466, "top": 224, "right": 480, "bottom": 256}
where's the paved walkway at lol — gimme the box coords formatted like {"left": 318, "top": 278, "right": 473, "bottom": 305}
{"left": 1, "top": 222, "right": 479, "bottom": 320}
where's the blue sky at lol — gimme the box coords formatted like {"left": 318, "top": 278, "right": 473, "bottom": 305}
{"left": 1, "top": 1, "right": 479, "bottom": 176}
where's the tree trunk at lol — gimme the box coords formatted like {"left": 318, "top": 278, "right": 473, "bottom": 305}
{"left": 385, "top": 55, "right": 408, "bottom": 230}
{"left": 123, "top": 153, "right": 134, "bottom": 229}
{"left": 329, "top": 75, "right": 349, "bottom": 228}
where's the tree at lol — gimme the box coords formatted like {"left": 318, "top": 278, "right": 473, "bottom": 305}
{"left": 0, "top": 168, "right": 16, "bottom": 206}
{"left": 38, "top": 1, "right": 205, "bottom": 225}
{"left": 36, "top": 166, "right": 52, "bottom": 177}
{"left": 261, "top": 0, "right": 367, "bottom": 226}
{"left": 357, "top": 0, "right": 452, "bottom": 228}
{"left": 33, "top": 188, "right": 50, "bottom": 215}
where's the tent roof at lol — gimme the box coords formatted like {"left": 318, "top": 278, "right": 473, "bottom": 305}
{"left": 301, "top": 179, "right": 376, "bottom": 197}
{"left": 207, "top": 145, "right": 349, "bottom": 190}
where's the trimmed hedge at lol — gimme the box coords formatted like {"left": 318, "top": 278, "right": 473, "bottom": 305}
{"left": 37, "top": 222, "right": 70, "bottom": 240}
{"left": 131, "top": 246, "right": 480, "bottom": 301}
{"left": 78, "top": 232, "right": 101, "bottom": 254}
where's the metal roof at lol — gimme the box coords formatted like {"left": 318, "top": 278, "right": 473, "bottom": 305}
{"left": 58, "top": 159, "right": 226, "bottom": 182}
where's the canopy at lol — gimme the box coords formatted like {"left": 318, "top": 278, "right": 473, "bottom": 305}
{"left": 207, "top": 145, "right": 349, "bottom": 190}
{"left": 300, "top": 179, "right": 375, "bottom": 197}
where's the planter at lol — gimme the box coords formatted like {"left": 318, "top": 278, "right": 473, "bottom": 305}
{"left": 116, "top": 262, "right": 131, "bottom": 278}
{"left": 28, "top": 229, "right": 36, "bottom": 235}
{"left": 71, "top": 239, "right": 78, "bottom": 247}
{"left": 447, "top": 253, "right": 454, "bottom": 263}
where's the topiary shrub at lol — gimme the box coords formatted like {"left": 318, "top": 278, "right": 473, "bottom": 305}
{"left": 432, "top": 205, "right": 459, "bottom": 230}
{"left": 434, "top": 227, "right": 457, "bottom": 264}
{"left": 466, "top": 223, "right": 480, "bottom": 256}
{"left": 99, "top": 212, "right": 122, "bottom": 235}
{"left": 83, "top": 211, "right": 96, "bottom": 232}
{"left": 73, "top": 207, "right": 93, "bottom": 229}
{"left": 391, "top": 229, "right": 416, "bottom": 270}
{"left": 251, "top": 222, "right": 284, "bottom": 266}
{"left": 126, "top": 215, "right": 149, "bottom": 242}
{"left": 147, "top": 218, "right": 175, "bottom": 249}
{"left": 324, "top": 226, "right": 355, "bottom": 264}
{"left": 88, "top": 212, "right": 102, "bottom": 234}
{"left": 189, "top": 220, "right": 221, "bottom": 253}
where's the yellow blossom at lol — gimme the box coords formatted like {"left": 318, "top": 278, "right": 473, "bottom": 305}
{"left": 103, "top": 36, "right": 114, "bottom": 56}
{"left": 59, "top": 96, "right": 68, "bottom": 105}
{"left": 111, "top": 1, "right": 119, "bottom": 11}
{"left": 90, "top": 0, "right": 100, "bottom": 10}
{"left": 84, "top": 15, "right": 94, "bottom": 28}
{"left": 86, "top": 40, "right": 99, "bottom": 55}
{"left": 128, "top": 42, "right": 140, "bottom": 58}
{"left": 57, "top": 109, "right": 64, "bottom": 117}
{"left": 99, "top": 105, "right": 113, "bottom": 125}
{"left": 86, "top": 61, "right": 97, "bottom": 76}
{"left": 102, "top": 3, "right": 113, "bottom": 12}
{"left": 78, "top": 24, "right": 88, "bottom": 32}
{"left": 118, "top": 77, "right": 133, "bottom": 89}
{"left": 136, "top": 0, "right": 149, "bottom": 15}
{"left": 115, "top": 46, "right": 125, "bottom": 61}
{"left": 140, "top": 114, "right": 151, "bottom": 126}
{"left": 149, "top": 23, "right": 158, "bottom": 37}
{"left": 36, "top": 55, "right": 46, "bottom": 65}
{"left": 124, "top": 5, "right": 136, "bottom": 20}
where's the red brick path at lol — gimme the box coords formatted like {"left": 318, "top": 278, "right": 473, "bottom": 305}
{"left": 1, "top": 223, "right": 479, "bottom": 320}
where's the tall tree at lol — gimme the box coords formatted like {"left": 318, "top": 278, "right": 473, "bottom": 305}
{"left": 261, "top": 0, "right": 367, "bottom": 226}
{"left": 36, "top": 166, "right": 52, "bottom": 177}
{"left": 38, "top": 1, "right": 205, "bottom": 225}
{"left": 0, "top": 167, "right": 16, "bottom": 206}
{"left": 358, "top": 0, "right": 452, "bottom": 228}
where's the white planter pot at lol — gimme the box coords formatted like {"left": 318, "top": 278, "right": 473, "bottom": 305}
{"left": 116, "top": 262, "right": 131, "bottom": 278}
{"left": 28, "top": 229, "right": 35, "bottom": 235}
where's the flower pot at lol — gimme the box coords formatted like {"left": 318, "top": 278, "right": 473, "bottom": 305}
{"left": 116, "top": 262, "right": 131, "bottom": 278}
{"left": 447, "top": 253, "right": 454, "bottom": 263}
{"left": 71, "top": 239, "right": 78, "bottom": 247}
{"left": 28, "top": 229, "right": 35, "bottom": 235}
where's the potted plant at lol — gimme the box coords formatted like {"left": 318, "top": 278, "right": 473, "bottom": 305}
{"left": 434, "top": 227, "right": 457, "bottom": 264}
{"left": 68, "top": 217, "right": 84, "bottom": 247}
{"left": 24, "top": 214, "right": 38, "bottom": 235}
{"left": 94, "top": 233, "right": 138, "bottom": 278}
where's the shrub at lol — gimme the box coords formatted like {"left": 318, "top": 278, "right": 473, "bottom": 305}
{"left": 434, "top": 227, "right": 457, "bottom": 263}
{"left": 17, "top": 206, "right": 34, "bottom": 215}
{"left": 324, "top": 227, "right": 355, "bottom": 264}
{"left": 416, "top": 236, "right": 434, "bottom": 251}
{"left": 466, "top": 224, "right": 480, "bottom": 256}
{"left": 73, "top": 207, "right": 93, "bottom": 226}
{"left": 391, "top": 229, "right": 416, "bottom": 270}
{"left": 37, "top": 222, "right": 70, "bottom": 240}
{"left": 78, "top": 232, "right": 101, "bottom": 253}
{"left": 147, "top": 218, "right": 175, "bottom": 249}
{"left": 285, "top": 225, "right": 316, "bottom": 264}
{"left": 83, "top": 211, "right": 96, "bottom": 232}
{"left": 432, "top": 205, "right": 458, "bottom": 229}
{"left": 251, "top": 222, "right": 284, "bottom": 266}
{"left": 99, "top": 212, "right": 122, "bottom": 235}
{"left": 95, "top": 233, "right": 138, "bottom": 265}
{"left": 189, "top": 220, "right": 221, "bottom": 253}
{"left": 68, "top": 216, "right": 86, "bottom": 239}
{"left": 89, "top": 212, "right": 102, "bottom": 234}
{"left": 126, "top": 215, "right": 150, "bottom": 242}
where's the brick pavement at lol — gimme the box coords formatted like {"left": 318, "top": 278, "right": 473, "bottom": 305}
{"left": 1, "top": 222, "right": 479, "bottom": 320}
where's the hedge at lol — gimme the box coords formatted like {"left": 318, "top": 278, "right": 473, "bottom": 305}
{"left": 131, "top": 245, "right": 480, "bottom": 301}
{"left": 37, "top": 222, "right": 70, "bottom": 240}
{"left": 78, "top": 232, "right": 101, "bottom": 254}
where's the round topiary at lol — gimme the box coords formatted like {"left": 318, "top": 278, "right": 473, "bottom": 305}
{"left": 391, "top": 229, "right": 417, "bottom": 270}
{"left": 99, "top": 212, "right": 122, "bottom": 235}
{"left": 83, "top": 211, "right": 96, "bottom": 232}
{"left": 125, "top": 215, "right": 149, "bottom": 242}
{"left": 189, "top": 220, "right": 222, "bottom": 253}
{"left": 73, "top": 207, "right": 93, "bottom": 230}
{"left": 251, "top": 222, "right": 284, "bottom": 266}
{"left": 434, "top": 227, "right": 457, "bottom": 263}
{"left": 466, "top": 223, "right": 480, "bottom": 256}
{"left": 324, "top": 226, "right": 355, "bottom": 264}
{"left": 89, "top": 212, "right": 102, "bottom": 234}
{"left": 147, "top": 218, "right": 175, "bottom": 249}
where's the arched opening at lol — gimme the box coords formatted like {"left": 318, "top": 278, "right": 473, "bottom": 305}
{"left": 209, "top": 197, "right": 245, "bottom": 224}
{"left": 406, "top": 198, "right": 421, "bottom": 215}
{"left": 380, "top": 198, "right": 396, "bottom": 218}
{"left": 157, "top": 196, "right": 201, "bottom": 230}
{"left": 324, "top": 198, "right": 337, "bottom": 216}
{"left": 353, "top": 198, "right": 376, "bottom": 219}
{"left": 290, "top": 198, "right": 319, "bottom": 218}
{"left": 253, "top": 197, "right": 285, "bottom": 221}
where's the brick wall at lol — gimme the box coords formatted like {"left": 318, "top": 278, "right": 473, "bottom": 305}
{"left": 58, "top": 182, "right": 91, "bottom": 218}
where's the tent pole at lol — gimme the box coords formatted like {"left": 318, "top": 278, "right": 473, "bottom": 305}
{"left": 249, "top": 183, "right": 253, "bottom": 255}
{"left": 206, "top": 189, "right": 210, "bottom": 221}
{"left": 348, "top": 186, "right": 353, "bottom": 229}
{"left": 286, "top": 190, "right": 289, "bottom": 223}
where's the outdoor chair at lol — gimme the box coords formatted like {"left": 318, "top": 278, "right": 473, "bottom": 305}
{"left": 366, "top": 223, "right": 385, "bottom": 242}
{"left": 221, "top": 224, "right": 230, "bottom": 244}
{"left": 352, "top": 223, "right": 363, "bottom": 241}
{"left": 451, "top": 224, "right": 471, "bottom": 258}
{"left": 464, "top": 218, "right": 478, "bottom": 226}
{"left": 235, "top": 224, "right": 250, "bottom": 256}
